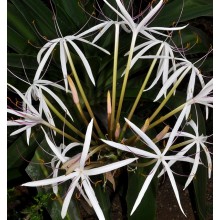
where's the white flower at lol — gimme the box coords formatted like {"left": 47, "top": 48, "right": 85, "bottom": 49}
{"left": 158, "top": 120, "right": 212, "bottom": 189}
{"left": 154, "top": 60, "right": 205, "bottom": 116}
{"left": 102, "top": 118, "right": 195, "bottom": 216}
{"left": 8, "top": 69, "right": 73, "bottom": 133}
{"left": 187, "top": 78, "right": 213, "bottom": 119}
{"left": 22, "top": 119, "right": 137, "bottom": 219}
{"left": 7, "top": 84, "right": 44, "bottom": 145}
{"left": 25, "top": 79, "right": 73, "bottom": 127}
{"left": 34, "top": 25, "right": 110, "bottom": 90}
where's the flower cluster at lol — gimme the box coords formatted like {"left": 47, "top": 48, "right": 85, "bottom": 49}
{"left": 8, "top": 0, "right": 212, "bottom": 219}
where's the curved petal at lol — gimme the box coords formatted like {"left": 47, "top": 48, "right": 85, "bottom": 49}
{"left": 84, "top": 158, "right": 137, "bottom": 176}
{"left": 162, "top": 160, "right": 186, "bottom": 216}
{"left": 22, "top": 172, "right": 78, "bottom": 187}
{"left": 80, "top": 119, "right": 93, "bottom": 169}
{"left": 61, "top": 177, "right": 80, "bottom": 219}
{"left": 101, "top": 139, "right": 157, "bottom": 158}
{"left": 34, "top": 41, "right": 59, "bottom": 81}
{"left": 60, "top": 39, "right": 68, "bottom": 91}
{"left": 131, "top": 160, "right": 161, "bottom": 215}
{"left": 125, "top": 118, "right": 161, "bottom": 155}
{"left": 41, "top": 127, "right": 66, "bottom": 163}
{"left": 65, "top": 39, "right": 95, "bottom": 85}
{"left": 82, "top": 177, "right": 105, "bottom": 220}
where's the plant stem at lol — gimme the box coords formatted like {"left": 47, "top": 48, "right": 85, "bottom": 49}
{"left": 64, "top": 41, "right": 104, "bottom": 138}
{"left": 148, "top": 103, "right": 185, "bottom": 130}
{"left": 115, "top": 33, "right": 137, "bottom": 126}
{"left": 119, "top": 44, "right": 164, "bottom": 140}
{"left": 149, "top": 66, "right": 191, "bottom": 123}
{"left": 44, "top": 96, "right": 85, "bottom": 139}
{"left": 42, "top": 120, "right": 79, "bottom": 142}
{"left": 110, "top": 23, "right": 120, "bottom": 139}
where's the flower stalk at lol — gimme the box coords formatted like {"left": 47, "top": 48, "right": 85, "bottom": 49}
{"left": 63, "top": 41, "right": 105, "bottom": 138}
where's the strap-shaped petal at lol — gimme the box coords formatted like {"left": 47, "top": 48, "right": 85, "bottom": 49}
{"left": 82, "top": 177, "right": 105, "bottom": 220}
{"left": 125, "top": 118, "right": 161, "bottom": 155}
{"left": 84, "top": 158, "right": 137, "bottom": 176}
{"left": 61, "top": 177, "right": 80, "bottom": 219}
{"left": 65, "top": 39, "right": 95, "bottom": 85}
{"left": 80, "top": 119, "right": 93, "bottom": 169}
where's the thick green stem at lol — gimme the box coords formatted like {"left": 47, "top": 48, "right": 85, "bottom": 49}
{"left": 64, "top": 41, "right": 104, "bottom": 138}
{"left": 42, "top": 120, "right": 79, "bottom": 142}
{"left": 168, "top": 139, "right": 193, "bottom": 151}
{"left": 148, "top": 103, "right": 185, "bottom": 130}
{"left": 110, "top": 23, "right": 120, "bottom": 139}
{"left": 149, "top": 66, "right": 191, "bottom": 123}
{"left": 44, "top": 96, "right": 85, "bottom": 139}
{"left": 115, "top": 33, "right": 137, "bottom": 126}
{"left": 119, "top": 44, "right": 164, "bottom": 139}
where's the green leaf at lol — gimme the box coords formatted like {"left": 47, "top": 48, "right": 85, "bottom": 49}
{"left": 152, "top": 0, "right": 212, "bottom": 27}
{"left": 8, "top": 54, "right": 38, "bottom": 70}
{"left": 7, "top": 127, "right": 44, "bottom": 172}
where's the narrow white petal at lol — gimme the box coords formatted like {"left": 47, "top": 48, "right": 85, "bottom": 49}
{"left": 147, "top": 25, "right": 188, "bottom": 31}
{"left": 184, "top": 144, "right": 200, "bottom": 189}
{"left": 52, "top": 160, "right": 62, "bottom": 194}
{"left": 92, "top": 21, "right": 114, "bottom": 43}
{"left": 37, "top": 39, "right": 59, "bottom": 63}
{"left": 162, "top": 160, "right": 186, "bottom": 216}
{"left": 62, "top": 143, "right": 83, "bottom": 156}
{"left": 66, "top": 39, "right": 95, "bottom": 85}
{"left": 136, "top": 0, "right": 163, "bottom": 32}
{"left": 41, "top": 127, "right": 66, "bottom": 162}
{"left": 76, "top": 22, "right": 109, "bottom": 38}
{"left": 8, "top": 84, "right": 39, "bottom": 115}
{"left": 80, "top": 119, "right": 93, "bottom": 169}
{"left": 82, "top": 178, "right": 105, "bottom": 220}
{"left": 39, "top": 85, "right": 73, "bottom": 121}
{"left": 131, "top": 161, "right": 161, "bottom": 215}
{"left": 10, "top": 125, "right": 33, "bottom": 136}
{"left": 103, "top": 0, "right": 133, "bottom": 30}
{"left": 26, "top": 127, "right": 31, "bottom": 145}
{"left": 40, "top": 97, "right": 56, "bottom": 131}
{"left": 22, "top": 172, "right": 78, "bottom": 187}
{"left": 123, "top": 41, "right": 160, "bottom": 76}
{"left": 115, "top": 0, "right": 135, "bottom": 29}
{"left": 101, "top": 139, "right": 157, "bottom": 158}
{"left": 125, "top": 118, "right": 161, "bottom": 155}
{"left": 201, "top": 142, "right": 212, "bottom": 178}
{"left": 163, "top": 105, "right": 188, "bottom": 154}
{"left": 60, "top": 39, "right": 68, "bottom": 91}
{"left": 85, "top": 158, "right": 137, "bottom": 176}
{"left": 61, "top": 177, "right": 80, "bottom": 219}
{"left": 34, "top": 41, "right": 59, "bottom": 81}
{"left": 76, "top": 183, "right": 92, "bottom": 206}
{"left": 154, "top": 65, "right": 189, "bottom": 101}
{"left": 76, "top": 38, "right": 110, "bottom": 55}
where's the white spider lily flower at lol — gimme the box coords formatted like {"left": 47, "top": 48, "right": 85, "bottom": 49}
{"left": 7, "top": 84, "right": 44, "bottom": 145}
{"left": 25, "top": 79, "right": 73, "bottom": 129}
{"left": 41, "top": 128, "right": 92, "bottom": 204}
{"left": 158, "top": 120, "right": 212, "bottom": 189}
{"left": 154, "top": 61, "right": 205, "bottom": 117}
{"left": 34, "top": 28, "right": 110, "bottom": 91}
{"left": 102, "top": 118, "right": 196, "bottom": 216}
{"left": 22, "top": 119, "right": 137, "bottom": 219}
{"left": 103, "top": 0, "right": 186, "bottom": 39}
{"left": 103, "top": 0, "right": 164, "bottom": 36}
{"left": 8, "top": 69, "right": 73, "bottom": 129}
{"left": 187, "top": 78, "right": 213, "bottom": 120}
{"left": 122, "top": 40, "right": 180, "bottom": 81}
